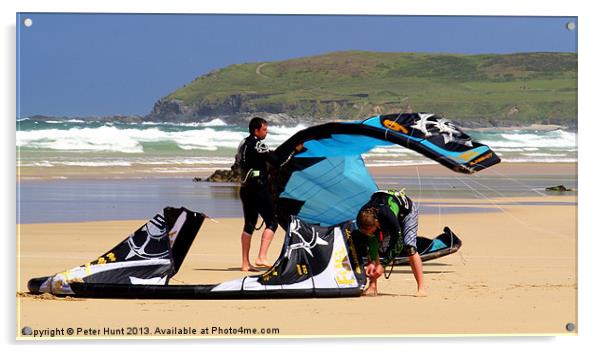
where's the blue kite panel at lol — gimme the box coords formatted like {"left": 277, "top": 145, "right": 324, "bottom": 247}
{"left": 274, "top": 113, "right": 501, "bottom": 227}
{"left": 280, "top": 155, "right": 377, "bottom": 226}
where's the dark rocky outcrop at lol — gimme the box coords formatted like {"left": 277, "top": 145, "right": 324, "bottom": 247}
{"left": 196, "top": 166, "right": 241, "bottom": 183}
{"left": 545, "top": 185, "right": 573, "bottom": 192}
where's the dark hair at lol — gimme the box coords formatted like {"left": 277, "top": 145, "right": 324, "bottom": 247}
{"left": 249, "top": 117, "right": 268, "bottom": 134}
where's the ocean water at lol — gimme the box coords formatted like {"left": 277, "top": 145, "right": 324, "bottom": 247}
{"left": 16, "top": 117, "right": 577, "bottom": 223}
{"left": 16, "top": 117, "right": 577, "bottom": 178}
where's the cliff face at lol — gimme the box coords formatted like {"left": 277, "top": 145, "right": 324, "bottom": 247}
{"left": 146, "top": 51, "right": 577, "bottom": 126}
{"left": 148, "top": 98, "right": 195, "bottom": 121}
{"left": 147, "top": 95, "right": 373, "bottom": 121}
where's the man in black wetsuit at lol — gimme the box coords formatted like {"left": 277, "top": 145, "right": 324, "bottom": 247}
{"left": 354, "top": 190, "right": 427, "bottom": 297}
{"left": 236, "top": 117, "right": 279, "bottom": 271}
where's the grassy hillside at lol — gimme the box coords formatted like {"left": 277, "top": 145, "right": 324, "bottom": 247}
{"left": 154, "top": 51, "right": 577, "bottom": 125}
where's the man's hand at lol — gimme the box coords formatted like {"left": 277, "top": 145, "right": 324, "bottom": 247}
{"left": 365, "top": 263, "right": 384, "bottom": 279}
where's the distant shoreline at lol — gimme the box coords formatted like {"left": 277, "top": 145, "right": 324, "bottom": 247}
{"left": 20, "top": 114, "right": 576, "bottom": 132}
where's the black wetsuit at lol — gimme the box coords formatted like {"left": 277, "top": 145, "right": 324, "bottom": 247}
{"left": 238, "top": 135, "right": 279, "bottom": 234}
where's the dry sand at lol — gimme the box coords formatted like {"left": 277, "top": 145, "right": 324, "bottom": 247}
{"left": 16, "top": 194, "right": 577, "bottom": 338}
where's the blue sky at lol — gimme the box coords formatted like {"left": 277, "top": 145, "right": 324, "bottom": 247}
{"left": 16, "top": 13, "right": 577, "bottom": 118}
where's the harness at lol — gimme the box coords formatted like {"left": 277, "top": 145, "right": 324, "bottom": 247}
{"left": 236, "top": 136, "right": 268, "bottom": 185}
{"left": 372, "top": 188, "right": 410, "bottom": 217}
{"left": 240, "top": 169, "right": 261, "bottom": 184}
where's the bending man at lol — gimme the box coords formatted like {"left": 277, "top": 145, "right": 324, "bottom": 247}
{"left": 354, "top": 189, "right": 427, "bottom": 297}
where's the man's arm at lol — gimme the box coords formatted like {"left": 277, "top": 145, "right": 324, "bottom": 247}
{"left": 365, "top": 252, "right": 384, "bottom": 279}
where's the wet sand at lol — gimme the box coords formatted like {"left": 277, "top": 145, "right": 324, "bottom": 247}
{"left": 17, "top": 161, "right": 577, "bottom": 181}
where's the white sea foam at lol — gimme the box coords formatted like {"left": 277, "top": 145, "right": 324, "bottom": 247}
{"left": 60, "top": 161, "right": 133, "bottom": 167}
{"left": 493, "top": 148, "right": 529, "bottom": 152}
{"left": 264, "top": 124, "right": 307, "bottom": 145}
{"left": 16, "top": 126, "right": 251, "bottom": 152}
{"left": 140, "top": 119, "right": 229, "bottom": 128}
{"left": 18, "top": 156, "right": 235, "bottom": 168}
{"left": 45, "top": 119, "right": 86, "bottom": 124}
{"left": 200, "top": 118, "right": 228, "bottom": 127}
{"left": 364, "top": 146, "right": 416, "bottom": 157}
{"left": 480, "top": 130, "right": 576, "bottom": 148}
{"left": 173, "top": 128, "right": 246, "bottom": 150}
{"left": 16, "top": 126, "right": 144, "bottom": 153}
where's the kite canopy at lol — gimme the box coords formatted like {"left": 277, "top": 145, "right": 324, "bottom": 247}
{"left": 27, "top": 207, "right": 205, "bottom": 295}
{"left": 274, "top": 113, "right": 501, "bottom": 226}
{"left": 28, "top": 210, "right": 367, "bottom": 299}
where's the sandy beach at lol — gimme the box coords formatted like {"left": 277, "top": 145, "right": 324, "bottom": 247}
{"left": 16, "top": 163, "right": 577, "bottom": 338}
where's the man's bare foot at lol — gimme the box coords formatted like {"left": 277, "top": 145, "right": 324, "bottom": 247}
{"left": 363, "top": 287, "right": 378, "bottom": 297}
{"left": 241, "top": 265, "right": 259, "bottom": 272}
{"left": 415, "top": 288, "right": 428, "bottom": 297}
{"left": 254, "top": 259, "right": 272, "bottom": 268}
